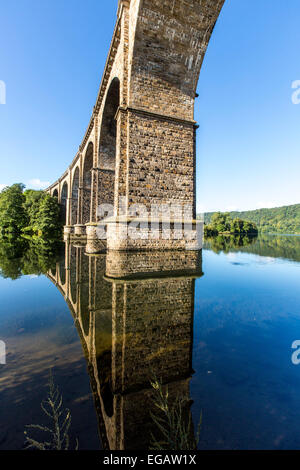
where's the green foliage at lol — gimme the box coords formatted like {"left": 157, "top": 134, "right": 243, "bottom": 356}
{"left": 230, "top": 218, "right": 257, "bottom": 235}
{"left": 149, "top": 377, "right": 201, "bottom": 450}
{"left": 23, "top": 189, "right": 45, "bottom": 231}
{"left": 204, "top": 212, "right": 258, "bottom": 237}
{"left": 0, "top": 184, "right": 27, "bottom": 236}
{"left": 0, "top": 238, "right": 63, "bottom": 280}
{"left": 22, "top": 240, "right": 63, "bottom": 275}
{"left": 33, "top": 194, "right": 62, "bottom": 239}
{"left": 210, "top": 212, "right": 231, "bottom": 233}
{"left": 204, "top": 203, "right": 300, "bottom": 234}
{"left": 0, "top": 238, "right": 28, "bottom": 279}
{"left": 0, "top": 184, "right": 62, "bottom": 240}
{"left": 24, "top": 369, "right": 78, "bottom": 450}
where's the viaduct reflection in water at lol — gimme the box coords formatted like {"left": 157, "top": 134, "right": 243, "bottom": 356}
{"left": 47, "top": 242, "right": 203, "bottom": 450}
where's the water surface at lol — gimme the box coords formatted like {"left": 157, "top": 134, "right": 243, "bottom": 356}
{"left": 0, "top": 234, "right": 300, "bottom": 450}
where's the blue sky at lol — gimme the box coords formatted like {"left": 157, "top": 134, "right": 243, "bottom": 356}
{"left": 0, "top": 0, "right": 299, "bottom": 212}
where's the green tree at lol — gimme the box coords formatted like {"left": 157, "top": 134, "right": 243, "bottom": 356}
{"left": 23, "top": 189, "right": 45, "bottom": 234}
{"left": 204, "top": 212, "right": 258, "bottom": 238}
{"left": 204, "top": 224, "right": 218, "bottom": 237}
{"left": 0, "top": 184, "right": 27, "bottom": 236}
{"left": 34, "top": 194, "right": 62, "bottom": 239}
{"left": 0, "top": 184, "right": 63, "bottom": 243}
{"left": 210, "top": 212, "right": 231, "bottom": 233}
{"left": 204, "top": 203, "right": 300, "bottom": 234}
{"left": 230, "top": 218, "right": 244, "bottom": 234}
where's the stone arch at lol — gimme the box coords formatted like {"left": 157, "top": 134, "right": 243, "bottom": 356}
{"left": 52, "top": 188, "right": 58, "bottom": 199}
{"left": 71, "top": 167, "right": 80, "bottom": 225}
{"left": 128, "top": 1, "right": 225, "bottom": 121}
{"left": 97, "top": 78, "right": 120, "bottom": 219}
{"left": 82, "top": 142, "right": 93, "bottom": 225}
{"left": 99, "top": 78, "right": 120, "bottom": 170}
{"left": 61, "top": 182, "right": 68, "bottom": 225}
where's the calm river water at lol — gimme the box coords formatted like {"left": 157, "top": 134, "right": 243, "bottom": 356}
{"left": 0, "top": 234, "right": 300, "bottom": 450}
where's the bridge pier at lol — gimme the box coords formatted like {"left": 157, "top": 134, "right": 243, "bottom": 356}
{"left": 74, "top": 224, "right": 86, "bottom": 236}
{"left": 105, "top": 217, "right": 203, "bottom": 252}
{"left": 86, "top": 223, "right": 106, "bottom": 254}
{"left": 64, "top": 226, "right": 73, "bottom": 236}
{"left": 46, "top": 0, "right": 225, "bottom": 254}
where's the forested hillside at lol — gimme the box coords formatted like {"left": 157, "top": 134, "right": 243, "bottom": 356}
{"left": 204, "top": 204, "right": 300, "bottom": 234}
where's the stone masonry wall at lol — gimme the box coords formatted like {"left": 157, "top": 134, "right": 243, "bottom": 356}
{"left": 97, "top": 170, "right": 115, "bottom": 219}
{"left": 111, "top": 277, "right": 195, "bottom": 394}
{"left": 105, "top": 249, "right": 202, "bottom": 278}
{"left": 129, "top": 0, "right": 225, "bottom": 120}
{"left": 119, "top": 378, "right": 192, "bottom": 449}
{"left": 127, "top": 110, "right": 195, "bottom": 209}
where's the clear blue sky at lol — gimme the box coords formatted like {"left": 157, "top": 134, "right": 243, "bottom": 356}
{"left": 0, "top": 0, "right": 299, "bottom": 212}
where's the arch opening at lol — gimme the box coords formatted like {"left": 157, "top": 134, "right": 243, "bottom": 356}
{"left": 99, "top": 78, "right": 120, "bottom": 170}
{"left": 82, "top": 143, "right": 93, "bottom": 225}
{"left": 61, "top": 182, "right": 68, "bottom": 226}
{"left": 71, "top": 167, "right": 80, "bottom": 225}
{"left": 97, "top": 78, "right": 120, "bottom": 220}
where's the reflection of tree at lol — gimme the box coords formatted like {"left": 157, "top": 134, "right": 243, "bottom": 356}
{"left": 0, "top": 238, "right": 63, "bottom": 280}
{"left": 204, "top": 234, "right": 258, "bottom": 254}
{"left": 0, "top": 238, "right": 28, "bottom": 279}
{"left": 204, "top": 233, "right": 300, "bottom": 263}
{"left": 236, "top": 234, "right": 300, "bottom": 263}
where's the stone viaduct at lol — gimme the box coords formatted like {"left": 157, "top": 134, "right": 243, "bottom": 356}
{"left": 46, "top": 0, "right": 225, "bottom": 253}
{"left": 47, "top": 242, "right": 203, "bottom": 449}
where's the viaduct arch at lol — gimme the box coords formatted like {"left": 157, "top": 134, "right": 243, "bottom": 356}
{"left": 46, "top": 0, "right": 225, "bottom": 252}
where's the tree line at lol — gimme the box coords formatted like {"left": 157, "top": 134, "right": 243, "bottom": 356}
{"left": 0, "top": 183, "right": 62, "bottom": 240}
{"left": 204, "top": 212, "right": 258, "bottom": 237}
{"left": 204, "top": 203, "right": 300, "bottom": 234}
